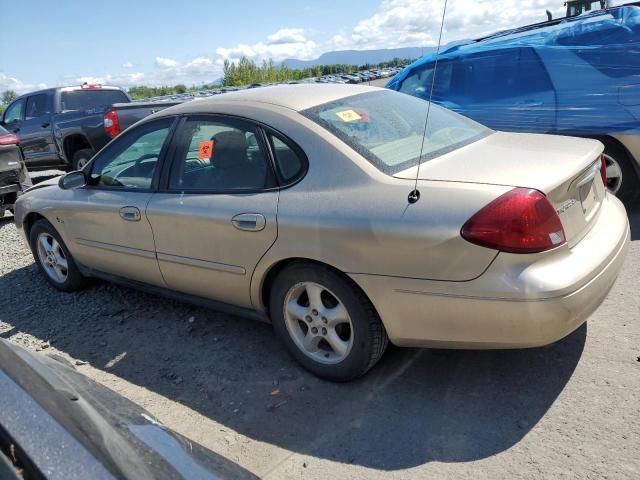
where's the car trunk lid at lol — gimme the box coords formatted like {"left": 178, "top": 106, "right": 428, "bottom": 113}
{"left": 394, "top": 132, "right": 606, "bottom": 247}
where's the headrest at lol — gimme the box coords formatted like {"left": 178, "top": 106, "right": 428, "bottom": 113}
{"left": 213, "top": 130, "right": 248, "bottom": 152}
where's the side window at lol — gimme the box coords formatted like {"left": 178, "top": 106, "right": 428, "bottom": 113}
{"left": 90, "top": 118, "right": 173, "bottom": 189}
{"left": 4, "top": 99, "right": 24, "bottom": 124}
{"left": 25, "top": 94, "right": 50, "bottom": 120}
{"left": 455, "top": 48, "right": 552, "bottom": 102}
{"left": 398, "top": 61, "right": 452, "bottom": 101}
{"left": 169, "top": 117, "right": 272, "bottom": 192}
{"left": 267, "top": 133, "right": 305, "bottom": 183}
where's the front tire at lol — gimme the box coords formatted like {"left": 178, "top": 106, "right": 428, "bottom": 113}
{"left": 29, "top": 219, "right": 86, "bottom": 292}
{"left": 269, "top": 263, "right": 388, "bottom": 381}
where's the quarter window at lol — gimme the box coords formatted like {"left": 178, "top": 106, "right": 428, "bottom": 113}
{"left": 267, "top": 133, "right": 305, "bottom": 182}
{"left": 90, "top": 118, "right": 173, "bottom": 189}
{"left": 169, "top": 117, "right": 272, "bottom": 192}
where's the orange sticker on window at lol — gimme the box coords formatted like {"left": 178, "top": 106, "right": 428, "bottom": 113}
{"left": 198, "top": 140, "right": 214, "bottom": 160}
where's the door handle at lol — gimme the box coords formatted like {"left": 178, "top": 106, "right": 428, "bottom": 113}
{"left": 231, "top": 213, "right": 266, "bottom": 232}
{"left": 119, "top": 206, "right": 141, "bottom": 222}
{"left": 42, "top": 122, "right": 50, "bottom": 128}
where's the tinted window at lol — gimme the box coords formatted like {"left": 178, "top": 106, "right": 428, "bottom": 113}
{"left": 90, "top": 118, "right": 173, "bottom": 189}
{"left": 268, "top": 133, "right": 305, "bottom": 182}
{"left": 449, "top": 48, "right": 552, "bottom": 101}
{"left": 302, "top": 90, "right": 491, "bottom": 174}
{"left": 400, "top": 48, "right": 553, "bottom": 103}
{"left": 25, "top": 94, "right": 50, "bottom": 120}
{"left": 60, "top": 89, "right": 129, "bottom": 112}
{"left": 4, "top": 99, "right": 24, "bottom": 124}
{"left": 169, "top": 117, "right": 272, "bottom": 192}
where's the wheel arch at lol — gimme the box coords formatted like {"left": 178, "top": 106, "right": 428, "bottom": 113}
{"left": 256, "top": 257, "right": 375, "bottom": 317}
{"left": 23, "top": 212, "right": 48, "bottom": 241}
{"left": 62, "top": 134, "right": 92, "bottom": 164}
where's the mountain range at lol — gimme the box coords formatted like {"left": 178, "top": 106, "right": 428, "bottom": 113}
{"left": 282, "top": 47, "right": 433, "bottom": 69}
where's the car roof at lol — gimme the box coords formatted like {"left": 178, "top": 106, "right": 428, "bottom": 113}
{"left": 13, "top": 85, "right": 124, "bottom": 101}
{"left": 163, "top": 83, "right": 382, "bottom": 114}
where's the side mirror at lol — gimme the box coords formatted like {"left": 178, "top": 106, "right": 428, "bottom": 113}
{"left": 58, "top": 171, "right": 87, "bottom": 190}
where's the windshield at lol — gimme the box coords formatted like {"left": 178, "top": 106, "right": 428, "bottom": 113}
{"left": 60, "top": 89, "right": 129, "bottom": 112}
{"left": 301, "top": 90, "right": 491, "bottom": 174}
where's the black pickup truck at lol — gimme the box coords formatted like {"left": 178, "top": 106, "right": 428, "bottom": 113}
{"left": 0, "top": 85, "right": 182, "bottom": 171}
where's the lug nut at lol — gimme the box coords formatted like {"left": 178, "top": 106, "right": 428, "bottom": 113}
{"left": 322, "top": 328, "right": 327, "bottom": 335}
{"left": 322, "top": 317, "right": 327, "bottom": 324}
{"left": 311, "top": 327, "right": 318, "bottom": 334}
{"left": 312, "top": 309, "right": 318, "bottom": 316}
{"left": 305, "top": 316, "right": 312, "bottom": 323}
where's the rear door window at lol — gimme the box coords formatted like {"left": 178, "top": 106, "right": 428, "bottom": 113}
{"left": 450, "top": 47, "right": 553, "bottom": 102}
{"left": 25, "top": 94, "right": 51, "bottom": 120}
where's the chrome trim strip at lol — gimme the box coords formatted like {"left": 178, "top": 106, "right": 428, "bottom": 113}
{"left": 156, "top": 252, "right": 246, "bottom": 275}
{"left": 75, "top": 238, "right": 156, "bottom": 259}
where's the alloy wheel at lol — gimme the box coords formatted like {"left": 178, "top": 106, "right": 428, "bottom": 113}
{"left": 36, "top": 233, "right": 68, "bottom": 283}
{"left": 603, "top": 153, "right": 622, "bottom": 195}
{"left": 283, "top": 282, "right": 354, "bottom": 364}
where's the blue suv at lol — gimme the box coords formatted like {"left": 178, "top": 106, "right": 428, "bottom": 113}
{"left": 387, "top": 5, "right": 640, "bottom": 204}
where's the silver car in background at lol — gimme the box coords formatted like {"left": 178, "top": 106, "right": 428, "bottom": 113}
{"left": 14, "top": 85, "right": 630, "bottom": 381}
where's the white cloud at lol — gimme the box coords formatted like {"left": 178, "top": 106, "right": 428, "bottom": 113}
{"left": 73, "top": 72, "right": 146, "bottom": 88}
{"left": 217, "top": 28, "right": 318, "bottom": 64}
{"left": 154, "top": 57, "right": 179, "bottom": 68}
{"left": 267, "top": 28, "right": 308, "bottom": 45}
{"left": 331, "top": 0, "right": 568, "bottom": 50}
{"left": 2, "top": 0, "right": 632, "bottom": 92}
{"left": 0, "top": 73, "right": 47, "bottom": 95}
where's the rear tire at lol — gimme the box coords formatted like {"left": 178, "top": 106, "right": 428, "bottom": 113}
{"left": 602, "top": 140, "right": 640, "bottom": 206}
{"left": 269, "top": 262, "right": 388, "bottom": 382}
{"left": 29, "top": 219, "right": 86, "bottom": 292}
{"left": 71, "top": 148, "right": 94, "bottom": 171}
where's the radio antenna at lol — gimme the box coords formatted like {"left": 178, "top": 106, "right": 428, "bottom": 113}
{"left": 409, "top": 0, "right": 449, "bottom": 204}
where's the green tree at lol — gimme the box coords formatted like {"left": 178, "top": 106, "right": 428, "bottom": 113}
{"left": 174, "top": 84, "right": 187, "bottom": 94}
{"left": 1, "top": 90, "right": 17, "bottom": 105}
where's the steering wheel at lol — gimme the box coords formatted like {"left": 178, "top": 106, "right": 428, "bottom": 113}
{"left": 132, "top": 153, "right": 158, "bottom": 177}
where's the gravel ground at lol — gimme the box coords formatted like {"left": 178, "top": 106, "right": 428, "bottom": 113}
{"left": 0, "top": 174, "right": 639, "bottom": 478}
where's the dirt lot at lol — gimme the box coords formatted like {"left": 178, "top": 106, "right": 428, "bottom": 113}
{"left": 0, "top": 176, "right": 639, "bottom": 478}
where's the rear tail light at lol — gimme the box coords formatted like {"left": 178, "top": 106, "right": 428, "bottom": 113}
{"left": 461, "top": 188, "right": 566, "bottom": 254}
{"left": 0, "top": 133, "right": 19, "bottom": 145}
{"left": 103, "top": 109, "right": 120, "bottom": 137}
{"left": 600, "top": 154, "right": 607, "bottom": 188}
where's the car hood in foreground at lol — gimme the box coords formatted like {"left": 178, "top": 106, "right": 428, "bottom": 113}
{"left": 0, "top": 339, "right": 257, "bottom": 480}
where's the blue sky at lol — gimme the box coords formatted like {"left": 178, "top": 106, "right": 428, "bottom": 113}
{"left": 2, "top": 0, "right": 612, "bottom": 93}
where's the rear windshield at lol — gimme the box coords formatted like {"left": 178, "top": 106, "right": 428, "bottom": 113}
{"left": 60, "top": 89, "right": 129, "bottom": 112}
{"left": 301, "top": 90, "right": 491, "bottom": 174}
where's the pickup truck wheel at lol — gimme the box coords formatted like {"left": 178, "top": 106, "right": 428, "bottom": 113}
{"left": 71, "top": 149, "right": 94, "bottom": 171}
{"left": 29, "top": 219, "right": 86, "bottom": 292}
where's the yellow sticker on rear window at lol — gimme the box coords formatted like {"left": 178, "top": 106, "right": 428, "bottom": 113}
{"left": 335, "top": 109, "right": 362, "bottom": 122}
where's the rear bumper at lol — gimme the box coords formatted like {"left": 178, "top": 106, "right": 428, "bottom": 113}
{"left": 350, "top": 194, "right": 630, "bottom": 348}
